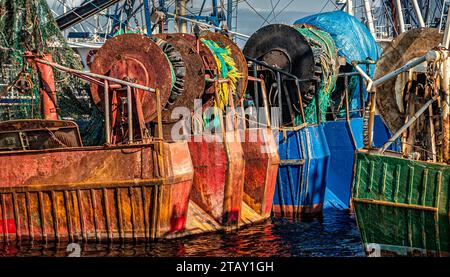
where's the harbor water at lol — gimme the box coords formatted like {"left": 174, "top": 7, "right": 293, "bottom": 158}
{"left": 0, "top": 209, "right": 364, "bottom": 257}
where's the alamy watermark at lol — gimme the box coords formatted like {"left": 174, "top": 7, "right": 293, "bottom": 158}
{"left": 168, "top": 99, "right": 283, "bottom": 153}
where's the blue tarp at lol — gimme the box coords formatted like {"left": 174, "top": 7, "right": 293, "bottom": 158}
{"left": 295, "top": 11, "right": 382, "bottom": 114}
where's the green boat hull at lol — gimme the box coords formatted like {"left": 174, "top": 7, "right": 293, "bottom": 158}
{"left": 352, "top": 151, "right": 450, "bottom": 256}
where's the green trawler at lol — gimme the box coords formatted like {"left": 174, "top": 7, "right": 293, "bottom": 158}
{"left": 353, "top": 151, "right": 450, "bottom": 256}
{"left": 351, "top": 28, "right": 450, "bottom": 256}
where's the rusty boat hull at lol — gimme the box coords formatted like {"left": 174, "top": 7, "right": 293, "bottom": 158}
{"left": 241, "top": 128, "right": 279, "bottom": 218}
{"left": 186, "top": 131, "right": 245, "bottom": 229}
{"left": 0, "top": 141, "right": 193, "bottom": 242}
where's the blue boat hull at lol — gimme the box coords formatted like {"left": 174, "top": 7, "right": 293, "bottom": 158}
{"left": 273, "top": 125, "right": 331, "bottom": 217}
{"left": 323, "top": 115, "right": 399, "bottom": 209}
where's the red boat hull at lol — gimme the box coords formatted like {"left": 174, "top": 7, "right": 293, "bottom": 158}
{"left": 187, "top": 131, "right": 245, "bottom": 227}
{"left": 241, "top": 128, "right": 279, "bottom": 218}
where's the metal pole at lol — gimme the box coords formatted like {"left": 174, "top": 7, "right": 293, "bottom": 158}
{"left": 167, "top": 12, "right": 250, "bottom": 38}
{"left": 428, "top": 104, "right": 436, "bottom": 162}
{"left": 411, "top": 0, "right": 425, "bottom": 28}
{"left": 227, "top": 0, "right": 233, "bottom": 30}
{"left": 253, "top": 63, "right": 259, "bottom": 112}
{"left": 34, "top": 58, "right": 156, "bottom": 92}
{"left": 379, "top": 97, "right": 437, "bottom": 153}
{"left": 354, "top": 52, "right": 437, "bottom": 92}
{"left": 395, "top": 0, "right": 406, "bottom": 33}
{"left": 260, "top": 79, "right": 272, "bottom": 128}
{"left": 374, "top": 55, "right": 428, "bottom": 87}
{"left": 156, "top": 88, "right": 166, "bottom": 178}
{"left": 63, "top": 0, "right": 68, "bottom": 37}
{"left": 276, "top": 72, "right": 283, "bottom": 126}
{"left": 144, "top": 0, "right": 153, "bottom": 35}
{"left": 359, "top": 75, "right": 365, "bottom": 117}
{"left": 443, "top": 5, "right": 450, "bottom": 49}
{"left": 363, "top": 0, "right": 376, "bottom": 36}
{"left": 294, "top": 80, "right": 306, "bottom": 123}
{"left": 127, "top": 85, "right": 133, "bottom": 143}
{"left": 104, "top": 80, "right": 111, "bottom": 144}
{"left": 176, "top": 0, "right": 188, "bottom": 33}
{"left": 345, "top": 75, "right": 350, "bottom": 121}
{"left": 367, "top": 90, "right": 376, "bottom": 148}
{"left": 347, "top": 0, "right": 354, "bottom": 16}
{"left": 441, "top": 50, "right": 450, "bottom": 163}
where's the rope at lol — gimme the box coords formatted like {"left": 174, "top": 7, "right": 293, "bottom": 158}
{"left": 201, "top": 38, "right": 242, "bottom": 110}
{"left": 294, "top": 26, "right": 339, "bottom": 124}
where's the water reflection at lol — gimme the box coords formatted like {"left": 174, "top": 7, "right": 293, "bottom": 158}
{"left": 0, "top": 209, "right": 364, "bottom": 257}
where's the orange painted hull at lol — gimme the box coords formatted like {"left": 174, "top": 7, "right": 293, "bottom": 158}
{"left": 0, "top": 142, "right": 193, "bottom": 242}
{"left": 241, "top": 128, "right": 279, "bottom": 218}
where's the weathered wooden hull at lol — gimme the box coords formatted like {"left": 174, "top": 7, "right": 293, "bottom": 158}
{"left": 352, "top": 151, "right": 449, "bottom": 214}
{"left": 353, "top": 150, "right": 450, "bottom": 256}
{"left": 187, "top": 131, "right": 245, "bottom": 228}
{"left": 241, "top": 128, "right": 279, "bottom": 218}
{"left": 355, "top": 202, "right": 450, "bottom": 257}
{"left": 0, "top": 142, "right": 194, "bottom": 242}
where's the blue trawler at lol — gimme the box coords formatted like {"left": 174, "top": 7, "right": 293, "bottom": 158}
{"left": 244, "top": 11, "right": 397, "bottom": 217}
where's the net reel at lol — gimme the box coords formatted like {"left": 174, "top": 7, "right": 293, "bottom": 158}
{"left": 374, "top": 28, "right": 447, "bottom": 162}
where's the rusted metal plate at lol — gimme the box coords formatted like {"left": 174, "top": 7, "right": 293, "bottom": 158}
{"left": 163, "top": 33, "right": 218, "bottom": 73}
{"left": 375, "top": 28, "right": 443, "bottom": 133}
{"left": 0, "top": 141, "right": 194, "bottom": 242}
{"left": 200, "top": 31, "right": 249, "bottom": 103}
{"left": 0, "top": 145, "right": 155, "bottom": 186}
{"left": 0, "top": 119, "right": 82, "bottom": 151}
{"left": 0, "top": 119, "right": 79, "bottom": 132}
{"left": 241, "top": 128, "right": 279, "bottom": 217}
{"left": 154, "top": 34, "right": 206, "bottom": 123}
{"left": 90, "top": 34, "right": 173, "bottom": 123}
{"left": 187, "top": 131, "right": 245, "bottom": 226}
{"left": 161, "top": 33, "right": 218, "bottom": 102}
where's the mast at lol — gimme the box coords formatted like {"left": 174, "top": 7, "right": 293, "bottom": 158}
{"left": 227, "top": 0, "right": 233, "bottom": 30}
{"left": 411, "top": 0, "right": 425, "bottom": 27}
{"left": 363, "top": 0, "right": 376, "bottom": 36}
{"left": 395, "top": 0, "right": 406, "bottom": 33}
{"left": 176, "top": 0, "right": 188, "bottom": 33}
{"left": 347, "top": 0, "right": 354, "bottom": 16}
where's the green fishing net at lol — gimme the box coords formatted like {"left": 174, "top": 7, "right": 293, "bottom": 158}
{"left": 0, "top": 0, "right": 104, "bottom": 145}
{"left": 294, "top": 26, "right": 339, "bottom": 125}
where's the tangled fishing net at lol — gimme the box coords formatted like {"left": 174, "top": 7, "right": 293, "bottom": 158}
{"left": 0, "top": 0, "right": 104, "bottom": 145}
{"left": 294, "top": 26, "right": 339, "bottom": 124}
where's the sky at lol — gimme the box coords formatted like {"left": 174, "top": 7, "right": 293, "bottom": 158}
{"left": 49, "top": 0, "right": 336, "bottom": 12}
{"left": 234, "top": 1, "right": 336, "bottom": 34}
{"left": 235, "top": 0, "right": 336, "bottom": 12}
{"left": 47, "top": 0, "right": 339, "bottom": 39}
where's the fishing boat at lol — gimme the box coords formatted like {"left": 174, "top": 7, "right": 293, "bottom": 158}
{"left": 0, "top": 51, "right": 194, "bottom": 242}
{"left": 241, "top": 10, "right": 398, "bottom": 217}
{"left": 0, "top": 0, "right": 280, "bottom": 241}
{"left": 352, "top": 26, "right": 450, "bottom": 255}
{"left": 45, "top": 0, "right": 402, "bottom": 217}
{"left": 294, "top": 11, "right": 401, "bottom": 209}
